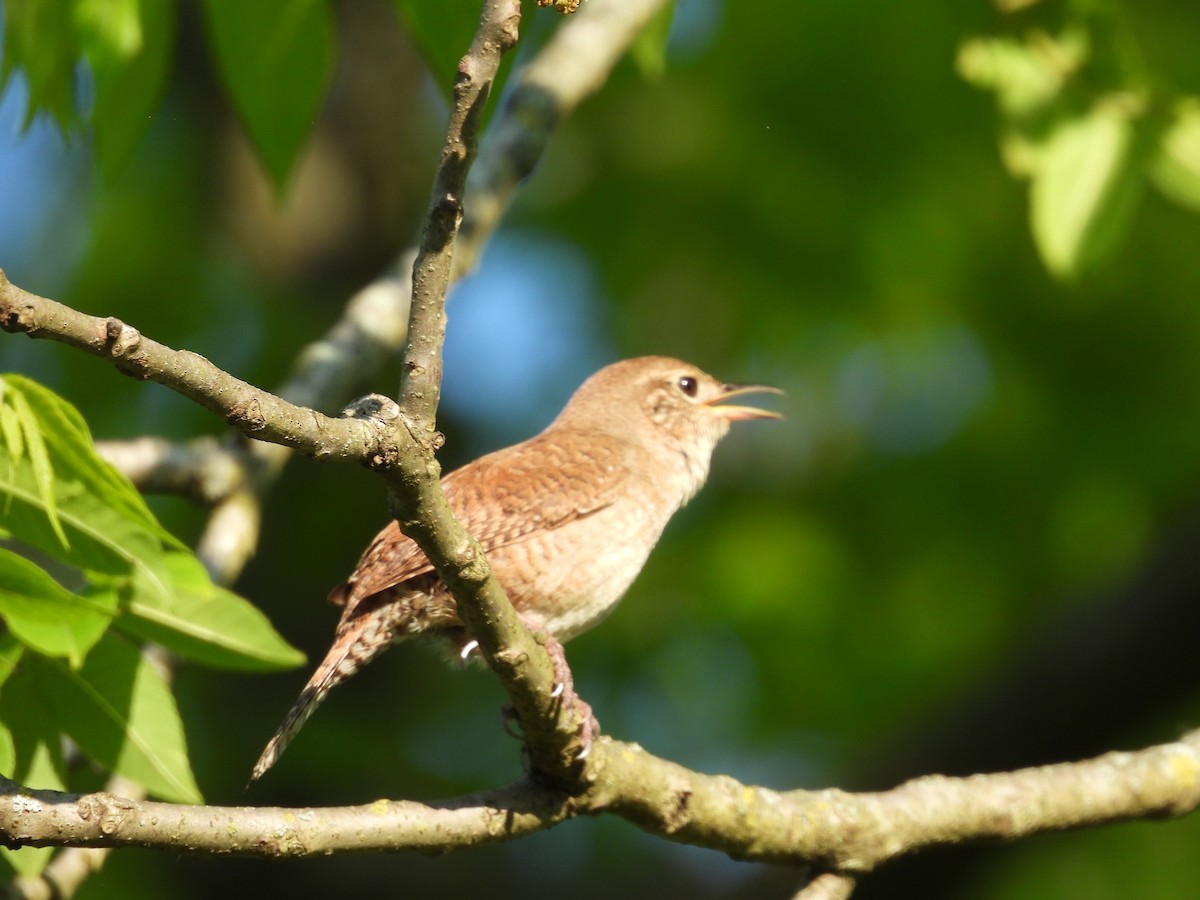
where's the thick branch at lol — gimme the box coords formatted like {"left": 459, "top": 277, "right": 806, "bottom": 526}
{"left": 4, "top": 732, "right": 1199, "bottom": 865}
{"left": 594, "top": 731, "right": 1200, "bottom": 868}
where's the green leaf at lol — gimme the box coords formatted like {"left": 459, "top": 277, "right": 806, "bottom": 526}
{"left": 0, "top": 376, "right": 178, "bottom": 604}
{"left": 956, "top": 30, "right": 1088, "bottom": 118}
{"left": 393, "top": 0, "right": 480, "bottom": 94}
{"left": 74, "top": 0, "right": 142, "bottom": 58}
{"left": 201, "top": 0, "right": 334, "bottom": 185}
{"left": 630, "top": 1, "right": 675, "bottom": 80}
{"left": 0, "top": 548, "right": 116, "bottom": 666}
{"left": 0, "top": 399, "right": 25, "bottom": 473}
{"left": 77, "top": 0, "right": 179, "bottom": 179}
{"left": 0, "top": 450, "right": 174, "bottom": 604}
{"left": 1029, "top": 103, "right": 1143, "bottom": 279}
{"left": 1149, "top": 98, "right": 1200, "bottom": 213}
{"left": 119, "top": 552, "right": 305, "bottom": 671}
{"left": 29, "top": 631, "right": 202, "bottom": 804}
{"left": 0, "top": 377, "right": 175, "bottom": 542}
{"left": 7, "top": 385, "right": 68, "bottom": 549}
{"left": 0, "top": 0, "right": 80, "bottom": 129}
{"left": 0, "top": 634, "right": 24, "bottom": 689}
{"left": 0, "top": 660, "right": 67, "bottom": 878}
{"left": 0, "top": 720, "right": 15, "bottom": 782}
{"left": 0, "top": 654, "right": 67, "bottom": 789}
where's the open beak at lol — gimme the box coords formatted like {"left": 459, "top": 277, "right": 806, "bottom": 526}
{"left": 704, "top": 383, "right": 784, "bottom": 421}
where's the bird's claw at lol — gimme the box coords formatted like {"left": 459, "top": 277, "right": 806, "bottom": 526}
{"left": 540, "top": 635, "right": 599, "bottom": 762}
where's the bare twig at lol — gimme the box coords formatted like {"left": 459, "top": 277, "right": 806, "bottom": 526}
{"left": 371, "top": 0, "right": 595, "bottom": 784}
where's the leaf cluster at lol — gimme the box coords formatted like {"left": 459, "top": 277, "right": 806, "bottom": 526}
{"left": 960, "top": 3, "right": 1200, "bottom": 277}
{"left": 0, "top": 376, "right": 303, "bottom": 876}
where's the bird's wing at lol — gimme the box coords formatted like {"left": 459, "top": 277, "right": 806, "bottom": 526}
{"left": 328, "top": 429, "right": 636, "bottom": 607}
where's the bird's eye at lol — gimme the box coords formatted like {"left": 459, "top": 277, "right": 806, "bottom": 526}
{"left": 677, "top": 376, "right": 699, "bottom": 397}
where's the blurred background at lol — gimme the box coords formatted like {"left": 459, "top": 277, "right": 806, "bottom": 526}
{"left": 4, "top": 0, "right": 1200, "bottom": 897}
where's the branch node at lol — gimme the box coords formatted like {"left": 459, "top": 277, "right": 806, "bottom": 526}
{"left": 667, "top": 789, "right": 693, "bottom": 832}
{"left": 77, "top": 793, "right": 136, "bottom": 835}
{"left": 103, "top": 317, "right": 151, "bottom": 377}
{"left": 341, "top": 393, "right": 402, "bottom": 425}
{"left": 0, "top": 297, "right": 33, "bottom": 333}
{"left": 429, "top": 191, "right": 464, "bottom": 243}
{"left": 228, "top": 396, "right": 266, "bottom": 432}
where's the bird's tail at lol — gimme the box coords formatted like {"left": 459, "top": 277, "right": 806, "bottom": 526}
{"left": 248, "top": 613, "right": 394, "bottom": 785}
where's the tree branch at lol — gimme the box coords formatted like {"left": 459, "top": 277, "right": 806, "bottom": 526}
{"left": 0, "top": 0, "right": 675, "bottom": 789}
{"left": 4, "top": 732, "right": 1199, "bottom": 868}
{"left": 0, "top": 271, "right": 384, "bottom": 461}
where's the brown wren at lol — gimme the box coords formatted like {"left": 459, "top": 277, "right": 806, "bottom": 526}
{"left": 250, "top": 356, "right": 780, "bottom": 782}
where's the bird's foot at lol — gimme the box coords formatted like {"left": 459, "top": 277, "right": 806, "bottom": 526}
{"left": 540, "top": 634, "right": 599, "bottom": 761}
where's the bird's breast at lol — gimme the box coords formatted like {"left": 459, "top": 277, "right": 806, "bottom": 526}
{"left": 487, "top": 497, "right": 664, "bottom": 642}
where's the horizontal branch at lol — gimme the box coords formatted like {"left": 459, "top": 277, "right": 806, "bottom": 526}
{"left": 601, "top": 730, "right": 1200, "bottom": 869}
{"left": 4, "top": 731, "right": 1199, "bottom": 867}
{"left": 0, "top": 776, "right": 572, "bottom": 856}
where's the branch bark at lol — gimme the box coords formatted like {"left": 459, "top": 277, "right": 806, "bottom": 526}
{"left": 0, "top": 271, "right": 383, "bottom": 462}
{"left": 4, "top": 731, "right": 1199, "bottom": 870}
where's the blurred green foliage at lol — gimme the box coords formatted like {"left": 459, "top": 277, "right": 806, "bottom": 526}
{"left": 3, "top": 0, "right": 1200, "bottom": 897}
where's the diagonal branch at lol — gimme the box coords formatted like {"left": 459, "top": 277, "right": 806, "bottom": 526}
{"left": 0, "top": 271, "right": 381, "bottom": 461}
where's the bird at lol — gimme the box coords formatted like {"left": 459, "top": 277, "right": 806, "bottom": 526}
{"left": 249, "top": 356, "right": 780, "bottom": 782}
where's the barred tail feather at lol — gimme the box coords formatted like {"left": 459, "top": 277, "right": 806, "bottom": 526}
{"left": 248, "top": 616, "right": 394, "bottom": 785}
{"left": 248, "top": 682, "right": 328, "bottom": 786}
